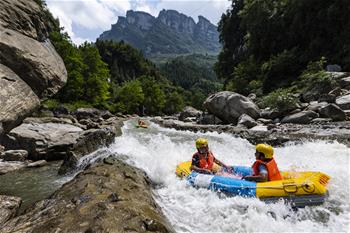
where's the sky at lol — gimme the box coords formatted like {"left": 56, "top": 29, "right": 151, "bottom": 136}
{"left": 46, "top": 0, "right": 232, "bottom": 45}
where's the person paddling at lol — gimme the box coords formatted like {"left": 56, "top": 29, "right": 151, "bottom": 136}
{"left": 243, "top": 144, "right": 282, "bottom": 182}
{"left": 137, "top": 119, "right": 148, "bottom": 128}
{"left": 190, "top": 138, "right": 233, "bottom": 175}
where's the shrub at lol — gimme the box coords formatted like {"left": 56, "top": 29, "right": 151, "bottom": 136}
{"left": 260, "top": 88, "right": 299, "bottom": 112}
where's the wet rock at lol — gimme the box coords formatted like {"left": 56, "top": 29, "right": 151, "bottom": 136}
{"left": 281, "top": 110, "right": 319, "bottom": 124}
{"left": 257, "top": 118, "right": 274, "bottom": 125}
{"left": 1, "top": 149, "right": 28, "bottom": 161}
{"left": 1, "top": 160, "right": 175, "bottom": 233}
{"left": 335, "top": 94, "right": 350, "bottom": 110}
{"left": 326, "top": 64, "right": 341, "bottom": 72}
{"left": 237, "top": 114, "right": 258, "bottom": 129}
{"left": 27, "top": 160, "right": 47, "bottom": 168}
{"left": 311, "top": 118, "right": 332, "bottom": 123}
{"left": 52, "top": 105, "right": 69, "bottom": 116}
{"left": 204, "top": 91, "right": 260, "bottom": 124}
{"left": 179, "top": 106, "right": 202, "bottom": 121}
{"left": 319, "top": 104, "right": 346, "bottom": 121}
{"left": 0, "top": 195, "right": 21, "bottom": 226}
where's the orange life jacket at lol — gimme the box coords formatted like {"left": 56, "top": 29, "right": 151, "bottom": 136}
{"left": 252, "top": 158, "right": 282, "bottom": 181}
{"left": 192, "top": 151, "right": 214, "bottom": 170}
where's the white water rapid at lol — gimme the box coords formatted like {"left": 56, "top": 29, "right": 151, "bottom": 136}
{"left": 85, "top": 120, "right": 350, "bottom": 232}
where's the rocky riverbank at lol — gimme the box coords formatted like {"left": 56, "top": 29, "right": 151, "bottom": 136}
{"left": 0, "top": 157, "right": 174, "bottom": 233}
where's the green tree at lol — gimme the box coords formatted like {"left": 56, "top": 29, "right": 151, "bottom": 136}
{"left": 139, "top": 76, "right": 166, "bottom": 115}
{"left": 114, "top": 80, "right": 144, "bottom": 114}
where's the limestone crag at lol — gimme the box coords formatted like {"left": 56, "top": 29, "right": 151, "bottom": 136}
{"left": 0, "top": 0, "right": 67, "bottom": 135}
{"left": 1, "top": 158, "right": 175, "bottom": 233}
{"left": 99, "top": 9, "right": 220, "bottom": 55}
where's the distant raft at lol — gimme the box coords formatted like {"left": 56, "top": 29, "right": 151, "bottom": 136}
{"left": 176, "top": 161, "right": 330, "bottom": 207}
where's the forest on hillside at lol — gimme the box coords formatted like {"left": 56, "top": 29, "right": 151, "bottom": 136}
{"left": 216, "top": 0, "right": 350, "bottom": 99}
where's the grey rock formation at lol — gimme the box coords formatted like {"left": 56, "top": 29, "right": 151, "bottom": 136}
{"left": 99, "top": 9, "right": 220, "bottom": 55}
{"left": 0, "top": 195, "right": 21, "bottom": 226}
{"left": 0, "top": 161, "right": 27, "bottom": 175}
{"left": 281, "top": 110, "right": 319, "bottom": 124}
{"left": 1, "top": 159, "right": 175, "bottom": 233}
{"left": 238, "top": 114, "right": 258, "bottom": 129}
{"left": 179, "top": 106, "right": 202, "bottom": 121}
{"left": 319, "top": 104, "right": 346, "bottom": 121}
{"left": 0, "top": 0, "right": 67, "bottom": 135}
{"left": 204, "top": 91, "right": 260, "bottom": 124}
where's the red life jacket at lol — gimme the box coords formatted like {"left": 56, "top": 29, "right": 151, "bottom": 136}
{"left": 192, "top": 151, "right": 214, "bottom": 170}
{"left": 252, "top": 158, "right": 282, "bottom": 181}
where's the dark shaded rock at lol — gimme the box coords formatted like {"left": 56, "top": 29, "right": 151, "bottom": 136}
{"left": 260, "top": 109, "right": 282, "bottom": 120}
{"left": 339, "top": 76, "right": 350, "bottom": 89}
{"left": 1, "top": 150, "right": 28, "bottom": 161}
{"left": 318, "top": 94, "right": 336, "bottom": 103}
{"left": 204, "top": 91, "right": 260, "bottom": 124}
{"left": 281, "top": 110, "right": 319, "bottom": 124}
{"left": 197, "top": 113, "right": 223, "bottom": 125}
{"left": 179, "top": 106, "right": 202, "bottom": 121}
{"left": 319, "top": 104, "right": 346, "bottom": 121}
{"left": 101, "top": 110, "right": 114, "bottom": 119}
{"left": 326, "top": 64, "right": 341, "bottom": 72}
{"left": 237, "top": 114, "right": 258, "bottom": 129}
{"left": 335, "top": 94, "right": 350, "bottom": 110}
{"left": 2, "top": 160, "right": 175, "bottom": 233}
{"left": 74, "top": 108, "right": 102, "bottom": 120}
{"left": 0, "top": 195, "right": 21, "bottom": 226}
{"left": 52, "top": 105, "right": 69, "bottom": 116}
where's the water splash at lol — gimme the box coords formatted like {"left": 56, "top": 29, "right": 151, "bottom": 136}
{"left": 108, "top": 120, "right": 350, "bottom": 232}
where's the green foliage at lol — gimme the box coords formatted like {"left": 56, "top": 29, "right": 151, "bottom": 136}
{"left": 112, "top": 80, "right": 144, "bottom": 114}
{"left": 217, "top": 0, "right": 350, "bottom": 96}
{"left": 139, "top": 76, "right": 166, "bottom": 115}
{"left": 260, "top": 88, "right": 299, "bottom": 112}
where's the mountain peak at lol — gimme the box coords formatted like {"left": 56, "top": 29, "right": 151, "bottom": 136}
{"left": 99, "top": 9, "right": 221, "bottom": 56}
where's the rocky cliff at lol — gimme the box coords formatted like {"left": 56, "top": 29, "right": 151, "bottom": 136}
{"left": 99, "top": 9, "right": 221, "bottom": 56}
{"left": 0, "top": 0, "right": 67, "bottom": 135}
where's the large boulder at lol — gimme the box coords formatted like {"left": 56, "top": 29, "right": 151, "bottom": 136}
{"left": 319, "top": 104, "right": 346, "bottom": 121}
{"left": 1, "top": 159, "right": 175, "bottom": 233}
{"left": 335, "top": 94, "right": 350, "bottom": 110}
{"left": 281, "top": 110, "right": 319, "bottom": 124}
{"left": 0, "top": 0, "right": 67, "bottom": 135}
{"left": 204, "top": 91, "right": 260, "bottom": 124}
{"left": 1, "top": 117, "right": 117, "bottom": 162}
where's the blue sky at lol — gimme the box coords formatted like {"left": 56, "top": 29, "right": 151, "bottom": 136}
{"left": 46, "top": 0, "right": 231, "bottom": 45}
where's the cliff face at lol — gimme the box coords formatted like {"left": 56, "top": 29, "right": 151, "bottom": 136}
{"left": 0, "top": 0, "right": 67, "bottom": 135}
{"left": 99, "top": 9, "right": 221, "bottom": 56}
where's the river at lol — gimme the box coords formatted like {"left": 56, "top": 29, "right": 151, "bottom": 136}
{"left": 105, "top": 120, "right": 350, "bottom": 232}
{"left": 1, "top": 119, "right": 349, "bottom": 232}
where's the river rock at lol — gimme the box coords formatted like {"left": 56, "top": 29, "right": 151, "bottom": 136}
{"left": 0, "top": 195, "right": 21, "bottom": 226}
{"left": 204, "top": 91, "right": 260, "bottom": 124}
{"left": 27, "top": 160, "right": 47, "bottom": 168}
{"left": 1, "top": 159, "right": 175, "bottom": 233}
{"left": 197, "top": 113, "right": 223, "bottom": 125}
{"left": 0, "top": 161, "right": 26, "bottom": 175}
{"left": 1, "top": 150, "right": 28, "bottom": 162}
{"left": 74, "top": 108, "right": 101, "bottom": 120}
{"left": 335, "top": 94, "right": 350, "bottom": 110}
{"left": 0, "top": 0, "right": 67, "bottom": 135}
{"left": 237, "top": 114, "right": 258, "bottom": 129}
{"left": 319, "top": 104, "right": 346, "bottom": 121}
{"left": 306, "top": 101, "right": 328, "bottom": 112}
{"left": 179, "top": 106, "right": 202, "bottom": 121}
{"left": 281, "top": 110, "right": 319, "bottom": 124}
